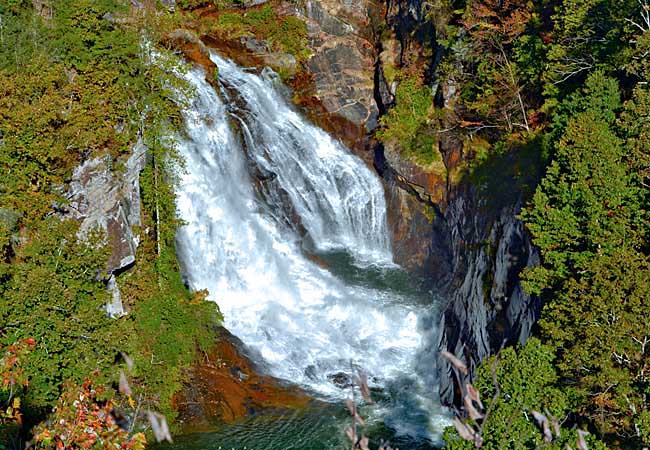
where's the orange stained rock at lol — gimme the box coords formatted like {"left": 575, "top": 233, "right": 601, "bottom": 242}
{"left": 174, "top": 328, "right": 310, "bottom": 432}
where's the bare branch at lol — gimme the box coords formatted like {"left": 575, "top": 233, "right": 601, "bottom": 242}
{"left": 577, "top": 430, "right": 590, "bottom": 450}
{"left": 453, "top": 416, "right": 476, "bottom": 441}
{"left": 441, "top": 351, "right": 469, "bottom": 375}
{"left": 147, "top": 410, "right": 173, "bottom": 443}
{"left": 464, "top": 394, "right": 485, "bottom": 420}
{"left": 118, "top": 370, "right": 132, "bottom": 396}
{"left": 466, "top": 383, "right": 484, "bottom": 410}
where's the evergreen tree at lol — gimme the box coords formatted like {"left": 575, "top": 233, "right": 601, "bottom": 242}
{"left": 521, "top": 71, "right": 650, "bottom": 444}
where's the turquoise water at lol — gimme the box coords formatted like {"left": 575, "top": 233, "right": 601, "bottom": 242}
{"left": 154, "top": 402, "right": 440, "bottom": 450}
{"left": 154, "top": 253, "right": 445, "bottom": 450}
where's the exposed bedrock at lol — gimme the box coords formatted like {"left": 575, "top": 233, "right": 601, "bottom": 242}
{"left": 301, "top": 0, "right": 379, "bottom": 143}
{"left": 59, "top": 140, "right": 147, "bottom": 317}
{"left": 62, "top": 141, "right": 146, "bottom": 275}
{"left": 174, "top": 328, "right": 310, "bottom": 431}
{"left": 433, "top": 189, "right": 541, "bottom": 404}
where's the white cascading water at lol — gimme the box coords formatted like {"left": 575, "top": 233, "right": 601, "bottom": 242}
{"left": 215, "top": 54, "right": 391, "bottom": 264}
{"left": 175, "top": 53, "right": 448, "bottom": 441}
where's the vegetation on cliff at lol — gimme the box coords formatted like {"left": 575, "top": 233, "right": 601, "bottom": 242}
{"left": 444, "top": 338, "right": 607, "bottom": 449}
{"left": 207, "top": 4, "right": 310, "bottom": 62}
{"left": 0, "top": 0, "right": 220, "bottom": 446}
{"left": 178, "top": 0, "right": 311, "bottom": 80}
{"left": 377, "top": 74, "right": 442, "bottom": 166}
{"left": 376, "top": 0, "right": 650, "bottom": 448}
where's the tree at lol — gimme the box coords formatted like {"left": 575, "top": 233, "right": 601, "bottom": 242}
{"left": 0, "top": 340, "right": 33, "bottom": 449}
{"left": 543, "top": 0, "right": 640, "bottom": 103}
{"left": 521, "top": 71, "right": 629, "bottom": 293}
{"left": 521, "top": 71, "right": 650, "bottom": 444}
{"left": 443, "top": 339, "right": 607, "bottom": 449}
{"left": 30, "top": 378, "right": 146, "bottom": 450}
{"left": 620, "top": 86, "right": 650, "bottom": 198}
{"left": 460, "top": 0, "right": 536, "bottom": 132}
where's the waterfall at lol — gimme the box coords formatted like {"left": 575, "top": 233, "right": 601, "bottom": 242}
{"left": 216, "top": 55, "right": 391, "bottom": 264}
{"left": 174, "top": 54, "right": 448, "bottom": 442}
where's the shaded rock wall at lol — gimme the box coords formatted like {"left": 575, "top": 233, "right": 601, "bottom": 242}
{"left": 433, "top": 188, "right": 541, "bottom": 404}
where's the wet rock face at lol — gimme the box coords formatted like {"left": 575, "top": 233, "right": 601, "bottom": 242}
{"left": 382, "top": 143, "right": 447, "bottom": 205}
{"left": 174, "top": 328, "right": 309, "bottom": 430}
{"left": 364, "top": 0, "right": 541, "bottom": 407}
{"left": 62, "top": 141, "right": 146, "bottom": 274}
{"left": 384, "top": 182, "right": 434, "bottom": 272}
{"left": 434, "top": 188, "right": 541, "bottom": 404}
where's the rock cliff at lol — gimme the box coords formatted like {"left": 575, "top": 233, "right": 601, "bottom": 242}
{"left": 433, "top": 188, "right": 541, "bottom": 403}
{"left": 301, "top": 0, "right": 379, "bottom": 144}
{"left": 60, "top": 140, "right": 147, "bottom": 317}
{"left": 294, "top": 0, "right": 543, "bottom": 406}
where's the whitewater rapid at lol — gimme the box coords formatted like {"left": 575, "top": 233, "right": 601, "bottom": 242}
{"left": 174, "top": 53, "right": 448, "bottom": 440}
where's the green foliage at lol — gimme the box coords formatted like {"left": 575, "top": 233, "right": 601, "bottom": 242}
{"left": 209, "top": 5, "right": 310, "bottom": 62}
{"left": 620, "top": 85, "right": 650, "bottom": 203}
{"left": 521, "top": 72, "right": 630, "bottom": 293}
{"left": 543, "top": 0, "right": 639, "bottom": 102}
{"left": 454, "top": 0, "right": 537, "bottom": 131}
{"left": 444, "top": 339, "right": 607, "bottom": 449}
{"left": 0, "top": 220, "right": 115, "bottom": 412}
{"left": 538, "top": 251, "right": 649, "bottom": 441}
{"left": 0, "top": 0, "right": 183, "bottom": 222}
{"left": 176, "top": 0, "right": 215, "bottom": 9}
{"left": 272, "top": 15, "right": 311, "bottom": 62}
{"left": 624, "top": 29, "right": 650, "bottom": 81}
{"left": 467, "top": 133, "right": 547, "bottom": 210}
{"left": 0, "top": 0, "right": 221, "bottom": 438}
{"left": 521, "top": 69, "right": 650, "bottom": 444}
{"left": 49, "top": 0, "right": 136, "bottom": 72}
{"left": 437, "top": 2, "right": 650, "bottom": 444}
{"left": 377, "top": 75, "right": 442, "bottom": 165}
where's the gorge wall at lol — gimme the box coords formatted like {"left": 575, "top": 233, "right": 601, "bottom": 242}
{"left": 289, "top": 0, "right": 543, "bottom": 404}
{"left": 145, "top": 0, "right": 542, "bottom": 409}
